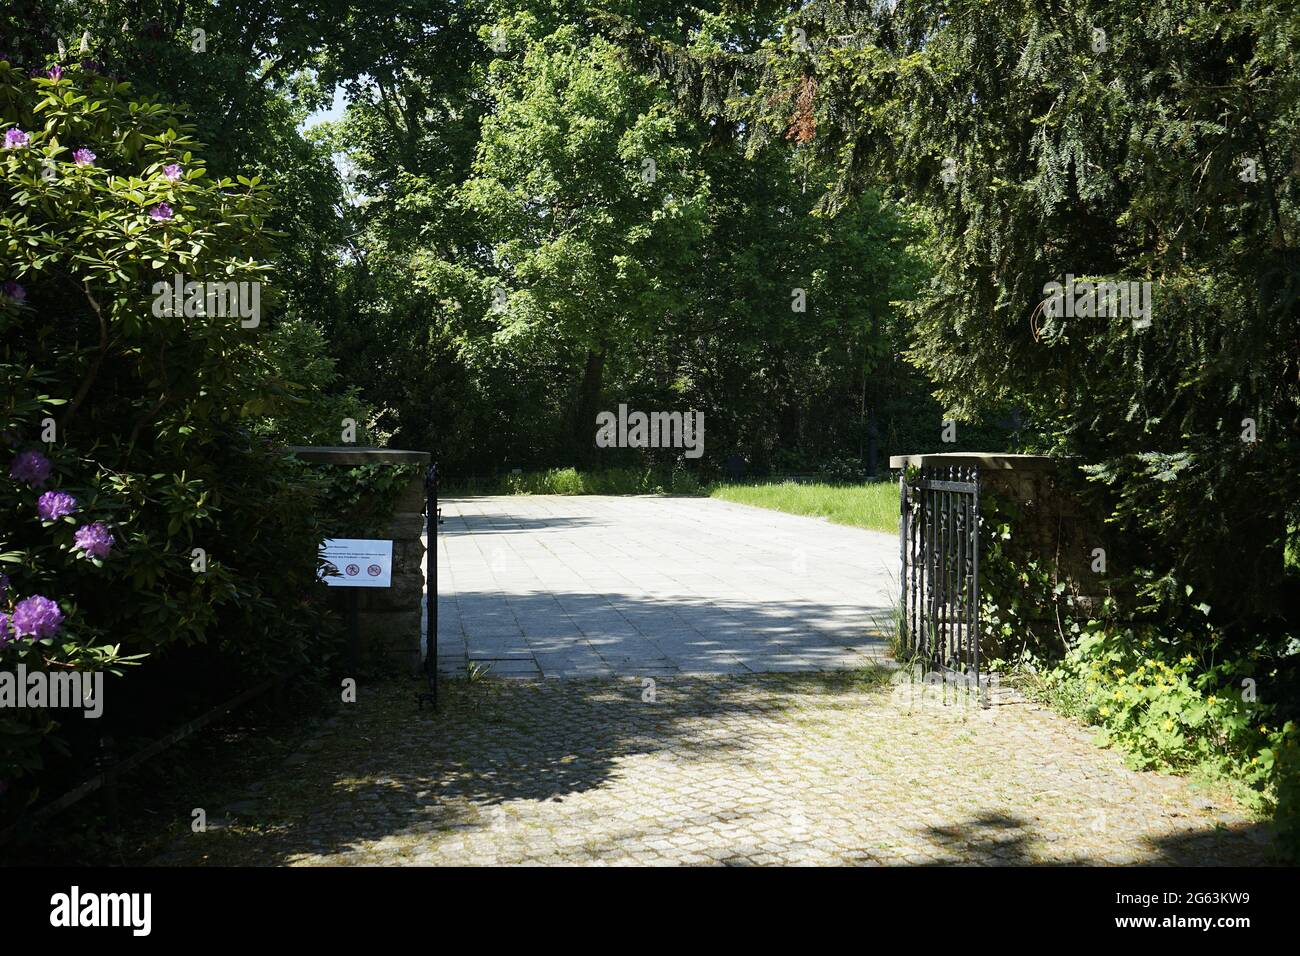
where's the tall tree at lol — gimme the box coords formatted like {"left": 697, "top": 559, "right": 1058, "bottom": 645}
{"left": 463, "top": 20, "right": 713, "bottom": 464}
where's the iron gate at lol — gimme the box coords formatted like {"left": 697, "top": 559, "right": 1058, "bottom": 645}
{"left": 899, "top": 464, "right": 981, "bottom": 678}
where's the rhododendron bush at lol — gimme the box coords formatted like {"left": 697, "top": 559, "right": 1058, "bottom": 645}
{"left": 0, "top": 57, "right": 339, "bottom": 808}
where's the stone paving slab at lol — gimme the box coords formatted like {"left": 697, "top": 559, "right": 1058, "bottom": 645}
{"left": 156, "top": 673, "right": 1275, "bottom": 867}
{"left": 426, "top": 495, "right": 897, "bottom": 678}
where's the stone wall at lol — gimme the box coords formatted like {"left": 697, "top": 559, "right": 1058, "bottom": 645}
{"left": 978, "top": 456, "right": 1108, "bottom": 613}
{"left": 288, "top": 446, "right": 429, "bottom": 673}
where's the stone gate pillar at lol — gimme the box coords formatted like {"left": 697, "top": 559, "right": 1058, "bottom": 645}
{"left": 287, "top": 446, "right": 430, "bottom": 672}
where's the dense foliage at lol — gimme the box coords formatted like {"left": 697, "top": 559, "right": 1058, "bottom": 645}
{"left": 0, "top": 49, "right": 349, "bottom": 810}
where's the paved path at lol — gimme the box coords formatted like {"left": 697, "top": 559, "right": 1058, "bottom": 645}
{"left": 157, "top": 675, "right": 1273, "bottom": 866}
{"left": 149, "top": 497, "right": 1273, "bottom": 867}
{"left": 431, "top": 495, "right": 897, "bottom": 678}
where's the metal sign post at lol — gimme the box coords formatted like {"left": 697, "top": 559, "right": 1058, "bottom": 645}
{"left": 347, "top": 589, "right": 360, "bottom": 676}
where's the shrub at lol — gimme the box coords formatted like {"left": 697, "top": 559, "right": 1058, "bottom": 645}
{"left": 250, "top": 317, "right": 386, "bottom": 448}
{"left": 0, "top": 57, "right": 340, "bottom": 809}
{"left": 974, "top": 479, "right": 1300, "bottom": 857}
{"left": 1024, "top": 624, "right": 1300, "bottom": 859}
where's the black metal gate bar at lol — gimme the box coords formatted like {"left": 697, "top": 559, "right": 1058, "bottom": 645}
{"left": 956, "top": 469, "right": 966, "bottom": 668}
{"left": 898, "top": 464, "right": 981, "bottom": 680}
{"left": 943, "top": 472, "right": 952, "bottom": 665}
{"left": 418, "top": 461, "right": 440, "bottom": 710}
{"left": 971, "top": 471, "right": 980, "bottom": 680}
{"left": 927, "top": 479, "right": 935, "bottom": 661}
{"left": 898, "top": 471, "right": 907, "bottom": 646}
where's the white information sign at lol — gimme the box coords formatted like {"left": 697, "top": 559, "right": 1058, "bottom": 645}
{"left": 320, "top": 538, "right": 393, "bottom": 588}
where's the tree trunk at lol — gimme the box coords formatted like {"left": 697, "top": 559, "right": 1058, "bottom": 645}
{"left": 573, "top": 346, "right": 606, "bottom": 469}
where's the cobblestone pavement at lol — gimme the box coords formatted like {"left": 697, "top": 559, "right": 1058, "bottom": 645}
{"left": 429, "top": 495, "right": 897, "bottom": 678}
{"left": 157, "top": 672, "right": 1274, "bottom": 866}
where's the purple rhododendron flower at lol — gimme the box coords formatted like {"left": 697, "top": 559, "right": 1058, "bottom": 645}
{"left": 0, "top": 612, "right": 11, "bottom": 647}
{"left": 149, "top": 202, "right": 173, "bottom": 221}
{"left": 10, "top": 449, "right": 51, "bottom": 487}
{"left": 1, "top": 281, "right": 24, "bottom": 302}
{"left": 36, "top": 490, "right": 77, "bottom": 521}
{"left": 12, "top": 595, "right": 63, "bottom": 639}
{"left": 72, "top": 147, "right": 95, "bottom": 167}
{"left": 3, "top": 128, "right": 29, "bottom": 149}
{"left": 163, "top": 163, "right": 183, "bottom": 181}
{"left": 74, "top": 521, "right": 113, "bottom": 559}
{"left": 47, "top": 64, "right": 62, "bottom": 81}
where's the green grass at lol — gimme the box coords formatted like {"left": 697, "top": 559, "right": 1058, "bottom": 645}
{"left": 709, "top": 480, "right": 899, "bottom": 535}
